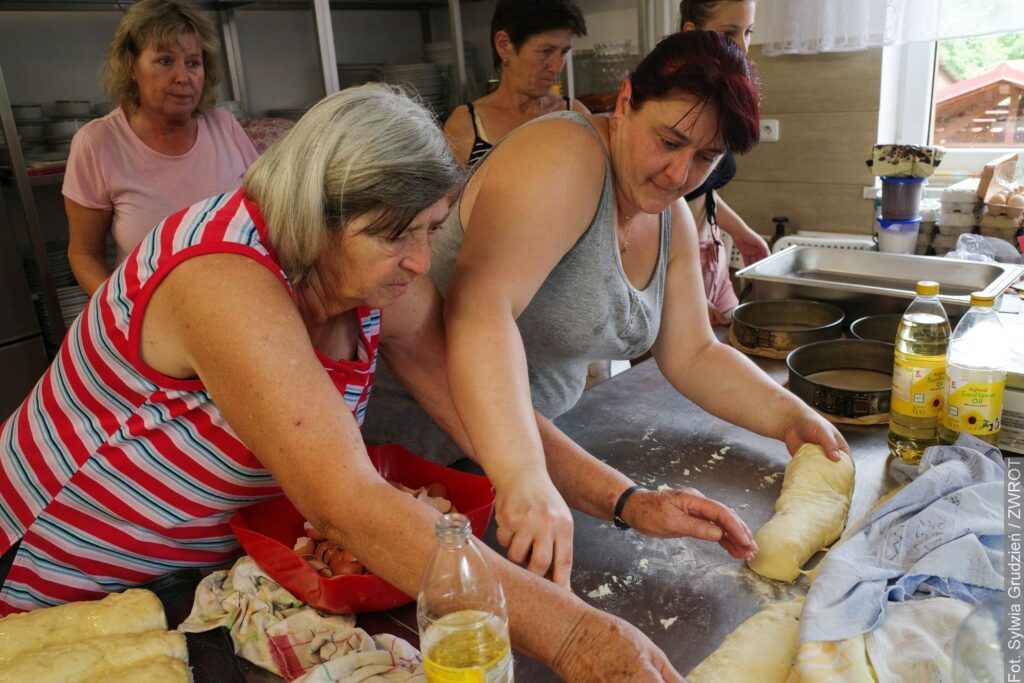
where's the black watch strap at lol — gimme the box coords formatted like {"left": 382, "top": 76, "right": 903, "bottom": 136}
{"left": 613, "top": 484, "right": 644, "bottom": 530}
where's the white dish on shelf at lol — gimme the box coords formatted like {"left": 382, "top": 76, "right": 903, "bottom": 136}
{"left": 12, "top": 104, "right": 43, "bottom": 121}
{"left": 46, "top": 119, "right": 87, "bottom": 137}
{"left": 53, "top": 100, "right": 92, "bottom": 117}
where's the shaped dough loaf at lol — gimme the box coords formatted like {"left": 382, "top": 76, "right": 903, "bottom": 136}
{"left": 0, "top": 630, "right": 187, "bottom": 683}
{"left": 83, "top": 655, "right": 191, "bottom": 683}
{"left": 686, "top": 597, "right": 804, "bottom": 683}
{"left": 0, "top": 589, "right": 166, "bottom": 665}
{"left": 747, "top": 444, "right": 854, "bottom": 582}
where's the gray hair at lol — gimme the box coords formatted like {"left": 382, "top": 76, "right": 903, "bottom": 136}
{"left": 103, "top": 0, "right": 221, "bottom": 115}
{"left": 243, "top": 84, "right": 464, "bottom": 285}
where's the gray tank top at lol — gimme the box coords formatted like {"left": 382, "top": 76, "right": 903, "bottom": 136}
{"left": 362, "top": 111, "right": 671, "bottom": 463}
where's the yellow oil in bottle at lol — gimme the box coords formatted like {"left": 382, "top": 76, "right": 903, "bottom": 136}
{"left": 422, "top": 610, "right": 512, "bottom": 682}
{"left": 888, "top": 311, "right": 950, "bottom": 464}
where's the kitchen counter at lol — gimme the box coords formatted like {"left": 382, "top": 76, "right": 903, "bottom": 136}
{"left": 326, "top": 354, "right": 894, "bottom": 681}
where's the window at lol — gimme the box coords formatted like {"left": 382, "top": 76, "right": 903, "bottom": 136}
{"left": 880, "top": 31, "right": 1024, "bottom": 182}
{"left": 933, "top": 34, "right": 1024, "bottom": 148}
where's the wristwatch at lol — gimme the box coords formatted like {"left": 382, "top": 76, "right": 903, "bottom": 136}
{"left": 613, "top": 484, "right": 645, "bottom": 530}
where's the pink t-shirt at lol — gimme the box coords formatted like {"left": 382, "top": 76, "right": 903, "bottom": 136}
{"left": 63, "top": 107, "right": 259, "bottom": 261}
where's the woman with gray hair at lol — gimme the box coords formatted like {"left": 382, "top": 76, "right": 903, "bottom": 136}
{"left": 63, "top": 0, "right": 257, "bottom": 294}
{"left": 1, "top": 84, "right": 679, "bottom": 681}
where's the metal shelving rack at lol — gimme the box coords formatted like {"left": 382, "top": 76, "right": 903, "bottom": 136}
{"left": 0, "top": 0, "right": 475, "bottom": 348}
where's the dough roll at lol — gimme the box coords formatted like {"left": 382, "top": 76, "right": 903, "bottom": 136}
{"left": 0, "top": 589, "right": 167, "bottom": 665}
{"left": 686, "top": 597, "right": 804, "bottom": 683}
{"left": 83, "top": 655, "right": 192, "bottom": 683}
{"left": 0, "top": 630, "right": 186, "bottom": 683}
{"left": 747, "top": 444, "right": 855, "bottom": 582}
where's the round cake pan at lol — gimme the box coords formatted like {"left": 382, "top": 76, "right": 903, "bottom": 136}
{"left": 787, "top": 339, "right": 894, "bottom": 418}
{"left": 849, "top": 313, "right": 902, "bottom": 344}
{"left": 731, "top": 299, "right": 844, "bottom": 352}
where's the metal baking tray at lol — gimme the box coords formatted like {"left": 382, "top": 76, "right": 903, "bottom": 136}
{"left": 737, "top": 246, "right": 1024, "bottom": 319}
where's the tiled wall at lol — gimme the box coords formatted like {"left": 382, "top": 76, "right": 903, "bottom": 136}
{"left": 723, "top": 46, "right": 883, "bottom": 237}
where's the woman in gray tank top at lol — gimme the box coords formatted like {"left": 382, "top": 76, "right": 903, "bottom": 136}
{"left": 366, "top": 35, "right": 849, "bottom": 678}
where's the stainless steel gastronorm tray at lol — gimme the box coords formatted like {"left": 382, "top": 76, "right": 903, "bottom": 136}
{"left": 737, "top": 246, "right": 1024, "bottom": 318}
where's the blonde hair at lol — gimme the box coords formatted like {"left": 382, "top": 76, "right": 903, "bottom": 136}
{"left": 243, "top": 84, "right": 464, "bottom": 285}
{"left": 103, "top": 0, "right": 221, "bottom": 115}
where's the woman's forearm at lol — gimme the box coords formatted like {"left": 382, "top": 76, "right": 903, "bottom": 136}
{"left": 68, "top": 250, "right": 112, "bottom": 295}
{"left": 444, "top": 301, "right": 549, "bottom": 485}
{"left": 659, "top": 341, "right": 808, "bottom": 442}
{"left": 535, "top": 413, "right": 634, "bottom": 520}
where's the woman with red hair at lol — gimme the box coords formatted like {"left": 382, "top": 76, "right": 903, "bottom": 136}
{"left": 365, "top": 31, "right": 848, "bottom": 619}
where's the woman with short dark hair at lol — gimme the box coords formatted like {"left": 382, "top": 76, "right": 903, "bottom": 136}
{"left": 443, "top": 0, "right": 589, "bottom": 166}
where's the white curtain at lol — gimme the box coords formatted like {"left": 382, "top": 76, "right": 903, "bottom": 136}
{"left": 760, "top": 0, "right": 1024, "bottom": 56}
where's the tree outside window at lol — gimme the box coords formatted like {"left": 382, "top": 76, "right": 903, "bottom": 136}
{"left": 932, "top": 33, "right": 1024, "bottom": 148}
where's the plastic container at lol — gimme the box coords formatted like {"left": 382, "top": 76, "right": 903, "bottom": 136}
{"left": 939, "top": 293, "right": 1008, "bottom": 445}
{"left": 880, "top": 176, "right": 925, "bottom": 219}
{"left": 229, "top": 444, "right": 495, "bottom": 614}
{"left": 952, "top": 596, "right": 1004, "bottom": 683}
{"left": 877, "top": 216, "right": 921, "bottom": 254}
{"left": 418, "top": 513, "right": 513, "bottom": 682}
{"left": 888, "top": 281, "right": 951, "bottom": 464}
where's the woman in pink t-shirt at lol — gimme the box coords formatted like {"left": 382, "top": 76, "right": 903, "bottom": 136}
{"left": 63, "top": 0, "right": 258, "bottom": 294}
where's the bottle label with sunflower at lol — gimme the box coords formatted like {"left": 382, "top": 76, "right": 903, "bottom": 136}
{"left": 942, "top": 377, "right": 1006, "bottom": 436}
{"left": 891, "top": 351, "right": 946, "bottom": 418}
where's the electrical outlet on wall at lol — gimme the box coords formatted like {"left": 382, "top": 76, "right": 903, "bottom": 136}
{"left": 760, "top": 119, "right": 780, "bottom": 142}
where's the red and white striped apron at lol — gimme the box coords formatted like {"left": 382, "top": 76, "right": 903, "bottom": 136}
{"left": 0, "top": 189, "right": 380, "bottom": 613}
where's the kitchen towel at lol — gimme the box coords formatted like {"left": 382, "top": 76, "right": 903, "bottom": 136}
{"left": 178, "top": 556, "right": 423, "bottom": 682}
{"left": 799, "top": 433, "right": 1004, "bottom": 643}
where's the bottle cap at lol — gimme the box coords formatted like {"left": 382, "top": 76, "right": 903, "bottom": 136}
{"left": 969, "top": 292, "right": 995, "bottom": 307}
{"left": 916, "top": 280, "right": 939, "bottom": 296}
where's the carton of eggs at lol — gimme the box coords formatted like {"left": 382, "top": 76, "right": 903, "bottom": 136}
{"left": 986, "top": 187, "right": 1024, "bottom": 218}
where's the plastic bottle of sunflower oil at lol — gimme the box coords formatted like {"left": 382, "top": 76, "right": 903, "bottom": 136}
{"left": 939, "top": 292, "right": 1008, "bottom": 446}
{"left": 888, "top": 280, "right": 951, "bottom": 464}
{"left": 418, "top": 513, "right": 513, "bottom": 683}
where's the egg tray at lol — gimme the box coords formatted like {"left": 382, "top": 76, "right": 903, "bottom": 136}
{"left": 985, "top": 203, "right": 1024, "bottom": 219}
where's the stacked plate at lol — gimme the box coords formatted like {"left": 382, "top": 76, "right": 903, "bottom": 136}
{"left": 23, "top": 241, "right": 84, "bottom": 342}
{"left": 337, "top": 62, "right": 382, "bottom": 89}
{"left": 377, "top": 63, "right": 445, "bottom": 117}
{"left": 422, "top": 41, "right": 478, "bottom": 110}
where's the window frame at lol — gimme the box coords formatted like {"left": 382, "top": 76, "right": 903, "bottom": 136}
{"left": 879, "top": 39, "right": 1020, "bottom": 183}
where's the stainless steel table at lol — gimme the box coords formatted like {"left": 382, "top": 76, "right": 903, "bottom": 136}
{"left": 509, "top": 356, "right": 894, "bottom": 679}
{"left": 242, "top": 355, "right": 894, "bottom": 681}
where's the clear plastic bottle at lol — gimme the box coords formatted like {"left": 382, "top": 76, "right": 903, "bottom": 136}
{"left": 418, "top": 513, "right": 513, "bottom": 683}
{"left": 888, "top": 280, "right": 951, "bottom": 464}
{"left": 939, "top": 292, "right": 1008, "bottom": 445}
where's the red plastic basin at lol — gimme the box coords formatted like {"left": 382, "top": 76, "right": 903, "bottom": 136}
{"left": 229, "top": 443, "right": 494, "bottom": 614}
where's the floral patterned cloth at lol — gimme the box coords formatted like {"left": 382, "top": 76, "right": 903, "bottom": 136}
{"left": 178, "top": 556, "right": 423, "bottom": 682}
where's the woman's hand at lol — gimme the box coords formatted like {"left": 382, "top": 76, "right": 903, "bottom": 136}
{"left": 621, "top": 487, "right": 757, "bottom": 560}
{"left": 781, "top": 410, "right": 850, "bottom": 462}
{"left": 730, "top": 222, "right": 770, "bottom": 266}
{"left": 553, "top": 608, "right": 683, "bottom": 683}
{"left": 493, "top": 465, "right": 575, "bottom": 588}
{"left": 707, "top": 302, "right": 731, "bottom": 326}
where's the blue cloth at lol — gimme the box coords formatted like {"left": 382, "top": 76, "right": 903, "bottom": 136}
{"left": 799, "top": 434, "right": 1005, "bottom": 643}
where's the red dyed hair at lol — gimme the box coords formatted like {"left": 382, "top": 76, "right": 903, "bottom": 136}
{"left": 628, "top": 30, "right": 760, "bottom": 154}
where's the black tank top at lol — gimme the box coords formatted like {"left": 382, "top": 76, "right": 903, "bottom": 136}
{"left": 464, "top": 97, "right": 572, "bottom": 167}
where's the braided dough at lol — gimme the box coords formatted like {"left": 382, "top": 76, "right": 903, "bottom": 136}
{"left": 686, "top": 598, "right": 804, "bottom": 683}
{"left": 747, "top": 444, "right": 855, "bottom": 582}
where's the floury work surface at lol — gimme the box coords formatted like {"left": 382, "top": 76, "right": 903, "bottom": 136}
{"left": 738, "top": 246, "right": 1023, "bottom": 319}
{"left": 507, "top": 357, "right": 892, "bottom": 679}
{"left": 217, "top": 356, "right": 894, "bottom": 682}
